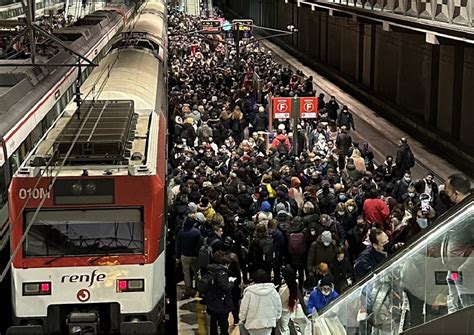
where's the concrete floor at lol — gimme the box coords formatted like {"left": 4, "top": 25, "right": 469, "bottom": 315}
{"left": 177, "top": 281, "right": 240, "bottom": 335}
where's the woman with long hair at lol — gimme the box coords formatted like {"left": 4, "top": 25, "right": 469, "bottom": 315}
{"left": 277, "top": 265, "right": 311, "bottom": 335}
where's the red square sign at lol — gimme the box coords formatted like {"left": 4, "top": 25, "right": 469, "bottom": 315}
{"left": 300, "top": 97, "right": 318, "bottom": 119}
{"left": 272, "top": 97, "right": 292, "bottom": 119}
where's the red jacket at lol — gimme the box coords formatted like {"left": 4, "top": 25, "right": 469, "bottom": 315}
{"left": 363, "top": 198, "right": 390, "bottom": 225}
{"left": 271, "top": 134, "right": 291, "bottom": 152}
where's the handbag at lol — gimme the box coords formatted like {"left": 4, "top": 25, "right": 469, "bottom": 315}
{"left": 238, "top": 323, "right": 250, "bottom": 335}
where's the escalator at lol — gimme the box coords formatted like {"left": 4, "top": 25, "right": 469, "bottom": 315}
{"left": 312, "top": 195, "right": 474, "bottom": 335}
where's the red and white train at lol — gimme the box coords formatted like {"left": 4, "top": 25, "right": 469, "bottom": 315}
{"left": 0, "top": 4, "right": 136, "bottom": 252}
{"left": 7, "top": 0, "right": 167, "bottom": 333}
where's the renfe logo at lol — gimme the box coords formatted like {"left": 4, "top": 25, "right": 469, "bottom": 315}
{"left": 61, "top": 269, "right": 106, "bottom": 287}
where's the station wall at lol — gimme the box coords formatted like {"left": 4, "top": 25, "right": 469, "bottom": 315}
{"left": 223, "top": 0, "right": 474, "bottom": 172}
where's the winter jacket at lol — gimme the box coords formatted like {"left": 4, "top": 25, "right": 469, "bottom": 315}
{"left": 181, "top": 123, "right": 197, "bottom": 145}
{"left": 337, "top": 111, "right": 355, "bottom": 130}
{"left": 333, "top": 258, "right": 354, "bottom": 293}
{"left": 197, "top": 123, "right": 213, "bottom": 143}
{"left": 271, "top": 134, "right": 291, "bottom": 153}
{"left": 335, "top": 132, "right": 352, "bottom": 156}
{"left": 176, "top": 220, "right": 202, "bottom": 258}
{"left": 363, "top": 198, "right": 390, "bottom": 225}
{"left": 239, "top": 283, "right": 283, "bottom": 330}
{"left": 307, "top": 238, "right": 338, "bottom": 274}
{"left": 307, "top": 288, "right": 339, "bottom": 313}
{"left": 395, "top": 143, "right": 413, "bottom": 173}
{"left": 354, "top": 246, "right": 387, "bottom": 279}
{"left": 205, "top": 263, "right": 234, "bottom": 314}
{"left": 347, "top": 224, "right": 369, "bottom": 262}
{"left": 253, "top": 112, "right": 268, "bottom": 131}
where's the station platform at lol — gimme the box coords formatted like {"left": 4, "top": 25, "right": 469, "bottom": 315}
{"left": 259, "top": 39, "right": 462, "bottom": 184}
{"left": 176, "top": 34, "right": 468, "bottom": 335}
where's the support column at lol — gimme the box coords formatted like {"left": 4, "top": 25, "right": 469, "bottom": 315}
{"left": 451, "top": 45, "right": 464, "bottom": 139}
{"left": 424, "top": 44, "right": 440, "bottom": 125}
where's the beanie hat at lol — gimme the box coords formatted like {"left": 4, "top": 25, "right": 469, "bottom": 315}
{"left": 321, "top": 231, "right": 333, "bottom": 246}
{"left": 260, "top": 201, "right": 271, "bottom": 212}
{"left": 276, "top": 202, "right": 287, "bottom": 213}
{"left": 188, "top": 202, "right": 197, "bottom": 213}
{"left": 320, "top": 276, "right": 333, "bottom": 287}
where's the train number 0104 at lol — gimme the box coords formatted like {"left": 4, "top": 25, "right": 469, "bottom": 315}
{"left": 18, "top": 188, "right": 50, "bottom": 200}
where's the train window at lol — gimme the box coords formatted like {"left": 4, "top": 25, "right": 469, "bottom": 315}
{"left": 10, "top": 152, "right": 20, "bottom": 174}
{"left": 24, "top": 208, "right": 144, "bottom": 257}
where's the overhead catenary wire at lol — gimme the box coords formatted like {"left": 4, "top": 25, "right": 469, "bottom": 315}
{"left": 0, "top": 1, "right": 146, "bottom": 283}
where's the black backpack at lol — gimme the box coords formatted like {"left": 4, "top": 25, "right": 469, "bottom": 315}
{"left": 259, "top": 237, "right": 275, "bottom": 263}
{"left": 198, "top": 237, "right": 218, "bottom": 269}
{"left": 197, "top": 269, "right": 217, "bottom": 295}
{"left": 406, "top": 149, "right": 415, "bottom": 168}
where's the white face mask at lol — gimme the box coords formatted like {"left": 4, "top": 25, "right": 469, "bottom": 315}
{"left": 321, "top": 288, "right": 332, "bottom": 296}
{"left": 347, "top": 206, "right": 355, "bottom": 211}
{"left": 338, "top": 211, "right": 345, "bottom": 216}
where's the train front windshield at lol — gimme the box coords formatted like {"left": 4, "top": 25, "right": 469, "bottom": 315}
{"left": 23, "top": 208, "right": 144, "bottom": 257}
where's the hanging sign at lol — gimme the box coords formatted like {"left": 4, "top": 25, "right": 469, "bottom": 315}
{"left": 300, "top": 97, "right": 318, "bottom": 118}
{"left": 272, "top": 97, "right": 292, "bottom": 119}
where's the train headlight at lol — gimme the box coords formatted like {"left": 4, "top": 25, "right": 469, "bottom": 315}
{"left": 23, "top": 282, "right": 51, "bottom": 296}
{"left": 71, "top": 182, "right": 83, "bottom": 195}
{"left": 116, "top": 279, "right": 144, "bottom": 293}
{"left": 85, "top": 181, "right": 97, "bottom": 195}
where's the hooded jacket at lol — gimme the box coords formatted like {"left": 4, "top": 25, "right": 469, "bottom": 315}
{"left": 307, "top": 237, "right": 338, "bottom": 275}
{"left": 205, "top": 263, "right": 234, "bottom": 314}
{"left": 271, "top": 134, "right": 291, "bottom": 152}
{"left": 239, "top": 283, "right": 283, "bottom": 330}
{"left": 307, "top": 287, "right": 339, "bottom": 313}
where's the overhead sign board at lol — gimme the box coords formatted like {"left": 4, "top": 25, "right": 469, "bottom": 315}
{"left": 201, "top": 19, "right": 221, "bottom": 34}
{"left": 300, "top": 97, "right": 318, "bottom": 118}
{"left": 272, "top": 97, "right": 292, "bottom": 119}
{"left": 232, "top": 19, "right": 253, "bottom": 31}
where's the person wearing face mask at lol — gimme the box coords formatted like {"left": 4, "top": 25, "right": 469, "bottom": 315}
{"left": 307, "top": 230, "right": 338, "bottom": 277}
{"left": 336, "top": 105, "right": 355, "bottom": 131}
{"left": 393, "top": 172, "right": 415, "bottom": 203}
{"left": 347, "top": 216, "right": 370, "bottom": 263}
{"left": 333, "top": 249, "right": 354, "bottom": 293}
{"left": 342, "top": 199, "right": 358, "bottom": 231}
{"left": 327, "top": 96, "right": 339, "bottom": 122}
{"left": 402, "top": 185, "right": 420, "bottom": 205}
{"left": 362, "top": 188, "right": 390, "bottom": 226}
{"left": 395, "top": 137, "right": 415, "bottom": 178}
{"left": 354, "top": 228, "right": 389, "bottom": 280}
{"left": 415, "top": 172, "right": 438, "bottom": 205}
{"left": 306, "top": 277, "right": 339, "bottom": 314}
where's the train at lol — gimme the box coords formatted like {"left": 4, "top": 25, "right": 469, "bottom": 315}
{"left": 7, "top": 0, "right": 167, "bottom": 333}
{"left": 0, "top": 4, "right": 136, "bottom": 251}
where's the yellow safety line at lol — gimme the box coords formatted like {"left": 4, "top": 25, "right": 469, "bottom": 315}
{"left": 195, "top": 296, "right": 207, "bottom": 335}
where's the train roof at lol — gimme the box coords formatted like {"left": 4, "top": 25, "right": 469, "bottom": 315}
{"left": 0, "top": 8, "right": 124, "bottom": 139}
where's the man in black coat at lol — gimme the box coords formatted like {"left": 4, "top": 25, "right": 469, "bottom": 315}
{"left": 337, "top": 105, "right": 355, "bottom": 131}
{"left": 252, "top": 106, "right": 268, "bottom": 132}
{"left": 336, "top": 126, "right": 352, "bottom": 170}
{"left": 395, "top": 137, "right": 414, "bottom": 178}
{"left": 354, "top": 228, "right": 389, "bottom": 280}
{"left": 176, "top": 216, "right": 202, "bottom": 297}
{"left": 327, "top": 96, "right": 339, "bottom": 122}
{"left": 205, "top": 251, "right": 235, "bottom": 335}
{"left": 347, "top": 216, "right": 370, "bottom": 263}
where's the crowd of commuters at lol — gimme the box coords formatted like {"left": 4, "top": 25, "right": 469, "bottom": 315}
{"left": 167, "top": 6, "right": 472, "bottom": 335}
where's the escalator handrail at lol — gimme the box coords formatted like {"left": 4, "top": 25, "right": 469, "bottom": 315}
{"left": 318, "top": 193, "right": 474, "bottom": 316}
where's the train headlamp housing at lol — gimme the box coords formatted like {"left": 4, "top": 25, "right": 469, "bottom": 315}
{"left": 23, "top": 281, "right": 51, "bottom": 296}
{"left": 116, "top": 279, "right": 144, "bottom": 293}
